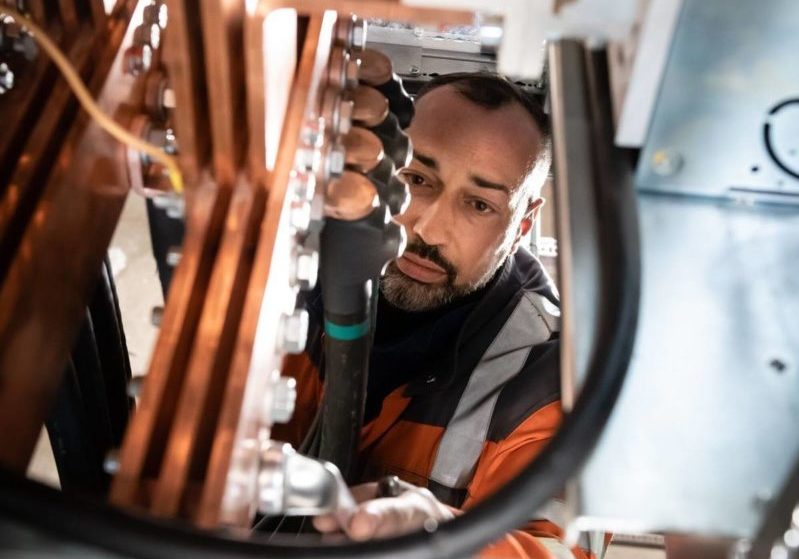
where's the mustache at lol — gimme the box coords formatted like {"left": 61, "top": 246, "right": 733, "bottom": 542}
{"left": 403, "top": 238, "right": 458, "bottom": 281}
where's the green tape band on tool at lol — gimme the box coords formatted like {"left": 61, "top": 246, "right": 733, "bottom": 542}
{"left": 324, "top": 319, "right": 370, "bottom": 341}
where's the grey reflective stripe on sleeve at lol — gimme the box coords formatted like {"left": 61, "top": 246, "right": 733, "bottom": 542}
{"left": 539, "top": 538, "right": 578, "bottom": 559}
{"left": 577, "top": 530, "right": 607, "bottom": 559}
{"left": 429, "top": 292, "right": 559, "bottom": 489}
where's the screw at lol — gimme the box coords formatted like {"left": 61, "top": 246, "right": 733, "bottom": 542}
{"left": 339, "top": 100, "right": 353, "bottom": 135}
{"left": 651, "top": 148, "right": 684, "bottom": 177}
{"left": 351, "top": 19, "right": 366, "bottom": 50}
{"left": 289, "top": 170, "right": 316, "bottom": 202}
{"left": 126, "top": 375, "right": 146, "bottom": 398}
{"left": 301, "top": 120, "right": 323, "bottom": 148}
{"left": 327, "top": 144, "right": 346, "bottom": 178}
{"left": 270, "top": 376, "right": 297, "bottom": 424}
{"left": 295, "top": 148, "right": 319, "bottom": 173}
{"left": 143, "top": 2, "right": 168, "bottom": 29}
{"left": 345, "top": 59, "right": 359, "bottom": 90}
{"left": 166, "top": 246, "right": 182, "bottom": 266}
{"left": 134, "top": 22, "right": 160, "bottom": 49}
{"left": 0, "top": 62, "right": 13, "bottom": 94}
{"left": 123, "top": 44, "right": 152, "bottom": 76}
{"left": 279, "top": 309, "right": 308, "bottom": 354}
{"left": 289, "top": 201, "right": 311, "bottom": 234}
{"left": 151, "top": 305, "right": 164, "bottom": 327}
{"left": 162, "top": 87, "right": 176, "bottom": 110}
{"left": 770, "top": 358, "right": 787, "bottom": 373}
{"left": 409, "top": 65, "right": 421, "bottom": 76}
{"left": 289, "top": 246, "right": 318, "bottom": 291}
{"left": 103, "top": 449, "right": 120, "bottom": 474}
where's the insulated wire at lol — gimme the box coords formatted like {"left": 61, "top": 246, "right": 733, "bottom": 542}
{"left": 0, "top": 7, "right": 184, "bottom": 194}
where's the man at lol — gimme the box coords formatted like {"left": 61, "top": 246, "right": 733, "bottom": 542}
{"left": 275, "top": 73, "right": 595, "bottom": 559}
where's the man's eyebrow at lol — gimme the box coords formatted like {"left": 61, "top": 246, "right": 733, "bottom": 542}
{"left": 414, "top": 150, "right": 438, "bottom": 170}
{"left": 470, "top": 175, "right": 510, "bottom": 194}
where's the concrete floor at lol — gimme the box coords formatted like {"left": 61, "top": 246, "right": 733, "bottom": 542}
{"left": 24, "top": 194, "right": 664, "bottom": 559}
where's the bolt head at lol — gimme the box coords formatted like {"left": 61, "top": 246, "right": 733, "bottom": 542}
{"left": 134, "top": 23, "right": 160, "bottom": 49}
{"left": 166, "top": 246, "right": 182, "bottom": 267}
{"left": 151, "top": 306, "right": 164, "bottom": 327}
{"left": 338, "top": 100, "right": 354, "bottom": 135}
{"left": 0, "top": 63, "right": 13, "bottom": 94}
{"left": 123, "top": 44, "right": 152, "bottom": 76}
{"left": 289, "top": 201, "right": 311, "bottom": 234}
{"left": 651, "top": 148, "right": 684, "bottom": 177}
{"left": 103, "top": 450, "right": 120, "bottom": 475}
{"left": 290, "top": 247, "right": 318, "bottom": 291}
{"left": 280, "top": 309, "right": 308, "bottom": 354}
{"left": 327, "top": 144, "right": 346, "bottom": 178}
{"left": 270, "top": 376, "right": 297, "bottom": 424}
{"left": 127, "top": 375, "right": 146, "bottom": 398}
{"left": 162, "top": 87, "right": 176, "bottom": 110}
{"left": 289, "top": 170, "right": 316, "bottom": 202}
{"left": 352, "top": 20, "right": 366, "bottom": 50}
{"left": 345, "top": 59, "right": 359, "bottom": 90}
{"left": 143, "top": 2, "right": 168, "bottom": 29}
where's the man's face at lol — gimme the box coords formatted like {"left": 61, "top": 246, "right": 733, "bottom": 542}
{"left": 381, "top": 85, "right": 545, "bottom": 311}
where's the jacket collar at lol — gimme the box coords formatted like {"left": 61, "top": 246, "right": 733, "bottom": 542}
{"left": 404, "top": 248, "right": 557, "bottom": 395}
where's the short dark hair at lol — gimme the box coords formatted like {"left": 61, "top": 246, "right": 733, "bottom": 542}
{"left": 416, "top": 73, "right": 551, "bottom": 198}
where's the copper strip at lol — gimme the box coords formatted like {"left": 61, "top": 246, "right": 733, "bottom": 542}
{"left": 150, "top": 177, "right": 264, "bottom": 518}
{"left": 0, "top": 32, "right": 66, "bottom": 182}
{"left": 199, "top": 0, "right": 246, "bottom": 187}
{"left": 0, "top": 29, "right": 95, "bottom": 280}
{"left": 23, "top": 0, "right": 47, "bottom": 24}
{"left": 351, "top": 85, "right": 389, "bottom": 127}
{"left": 161, "top": 0, "right": 210, "bottom": 185}
{"left": 196, "top": 13, "right": 328, "bottom": 528}
{"left": 357, "top": 48, "right": 392, "bottom": 87}
{"left": 110, "top": 181, "right": 230, "bottom": 508}
{"left": 86, "top": 0, "right": 107, "bottom": 29}
{"left": 0, "top": 3, "right": 138, "bottom": 473}
{"left": 325, "top": 170, "right": 378, "bottom": 220}
{"left": 56, "top": 0, "right": 79, "bottom": 33}
{"left": 342, "top": 126, "right": 384, "bottom": 173}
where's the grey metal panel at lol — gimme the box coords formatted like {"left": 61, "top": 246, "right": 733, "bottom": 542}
{"left": 636, "top": 0, "right": 799, "bottom": 201}
{"left": 575, "top": 194, "right": 799, "bottom": 537}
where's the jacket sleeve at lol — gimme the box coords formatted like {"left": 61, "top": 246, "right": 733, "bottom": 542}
{"left": 462, "top": 400, "right": 599, "bottom": 559}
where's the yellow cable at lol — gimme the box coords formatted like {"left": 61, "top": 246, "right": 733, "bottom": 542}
{"left": 0, "top": 7, "right": 184, "bottom": 194}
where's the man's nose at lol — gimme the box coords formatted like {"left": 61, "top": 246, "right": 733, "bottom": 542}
{"left": 412, "top": 198, "right": 451, "bottom": 247}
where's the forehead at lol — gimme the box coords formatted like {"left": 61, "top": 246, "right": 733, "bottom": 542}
{"left": 407, "top": 85, "right": 543, "bottom": 187}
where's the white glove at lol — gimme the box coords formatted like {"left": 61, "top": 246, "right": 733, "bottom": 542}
{"left": 313, "top": 479, "right": 457, "bottom": 541}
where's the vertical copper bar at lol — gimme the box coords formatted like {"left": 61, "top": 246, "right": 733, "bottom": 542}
{"left": 242, "top": 6, "right": 297, "bottom": 187}
{"left": 149, "top": 177, "right": 264, "bottom": 518}
{"left": 199, "top": 0, "right": 246, "bottom": 187}
{"left": 56, "top": 0, "right": 80, "bottom": 33}
{"left": 0, "top": 31, "right": 95, "bottom": 280}
{"left": 23, "top": 0, "right": 47, "bottom": 24}
{"left": 0, "top": 8, "right": 136, "bottom": 473}
{"left": 86, "top": 0, "right": 107, "bottom": 29}
{"left": 110, "top": 182, "right": 230, "bottom": 508}
{"left": 160, "top": 0, "right": 210, "bottom": 185}
{"left": 196, "top": 11, "right": 327, "bottom": 528}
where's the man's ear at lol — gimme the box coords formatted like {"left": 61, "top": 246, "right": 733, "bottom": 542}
{"left": 513, "top": 197, "right": 545, "bottom": 250}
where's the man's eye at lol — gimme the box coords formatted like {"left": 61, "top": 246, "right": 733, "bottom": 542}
{"left": 401, "top": 171, "right": 429, "bottom": 187}
{"left": 471, "top": 199, "right": 493, "bottom": 214}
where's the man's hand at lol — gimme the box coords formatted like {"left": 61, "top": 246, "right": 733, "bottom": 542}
{"left": 313, "top": 480, "right": 457, "bottom": 541}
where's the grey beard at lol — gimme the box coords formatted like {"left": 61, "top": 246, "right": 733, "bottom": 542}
{"left": 380, "top": 261, "right": 495, "bottom": 312}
